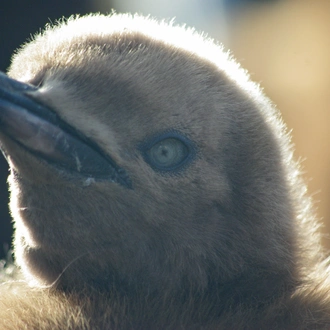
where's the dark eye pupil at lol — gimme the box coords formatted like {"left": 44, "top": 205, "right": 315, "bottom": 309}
{"left": 161, "top": 148, "right": 168, "bottom": 156}
{"left": 154, "top": 144, "right": 174, "bottom": 163}
{"left": 147, "top": 138, "right": 189, "bottom": 170}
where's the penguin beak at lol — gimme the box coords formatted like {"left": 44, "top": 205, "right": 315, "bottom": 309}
{"left": 0, "top": 72, "right": 132, "bottom": 188}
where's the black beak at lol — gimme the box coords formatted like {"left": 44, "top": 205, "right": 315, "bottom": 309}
{"left": 0, "top": 72, "right": 132, "bottom": 188}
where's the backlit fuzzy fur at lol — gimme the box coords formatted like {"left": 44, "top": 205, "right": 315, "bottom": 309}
{"left": 0, "top": 13, "right": 330, "bottom": 329}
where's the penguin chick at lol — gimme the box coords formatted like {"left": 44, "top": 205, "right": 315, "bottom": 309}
{"left": 0, "top": 13, "right": 330, "bottom": 330}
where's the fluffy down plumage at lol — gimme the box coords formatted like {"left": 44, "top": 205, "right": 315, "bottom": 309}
{"left": 0, "top": 13, "right": 329, "bottom": 329}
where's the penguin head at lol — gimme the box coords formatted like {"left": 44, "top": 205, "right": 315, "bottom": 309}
{"left": 0, "top": 14, "right": 300, "bottom": 296}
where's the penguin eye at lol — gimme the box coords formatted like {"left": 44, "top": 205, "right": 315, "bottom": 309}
{"left": 148, "top": 138, "right": 188, "bottom": 169}
{"left": 141, "top": 133, "right": 195, "bottom": 172}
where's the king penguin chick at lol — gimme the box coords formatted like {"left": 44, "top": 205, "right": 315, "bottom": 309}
{"left": 0, "top": 13, "right": 329, "bottom": 330}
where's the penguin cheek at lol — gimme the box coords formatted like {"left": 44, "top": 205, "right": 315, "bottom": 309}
{"left": 14, "top": 236, "right": 62, "bottom": 287}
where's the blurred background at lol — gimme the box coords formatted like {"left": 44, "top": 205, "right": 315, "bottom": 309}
{"left": 0, "top": 0, "right": 329, "bottom": 259}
